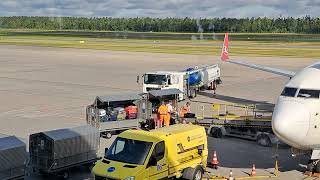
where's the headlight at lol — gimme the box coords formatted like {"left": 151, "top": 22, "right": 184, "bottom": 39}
{"left": 124, "top": 176, "right": 135, "bottom": 180}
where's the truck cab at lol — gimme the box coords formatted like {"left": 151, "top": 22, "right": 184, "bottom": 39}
{"left": 142, "top": 65, "right": 221, "bottom": 101}
{"left": 143, "top": 71, "right": 185, "bottom": 100}
{"left": 92, "top": 124, "right": 208, "bottom": 180}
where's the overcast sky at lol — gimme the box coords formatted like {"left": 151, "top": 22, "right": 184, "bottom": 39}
{"left": 0, "top": 0, "right": 319, "bottom": 18}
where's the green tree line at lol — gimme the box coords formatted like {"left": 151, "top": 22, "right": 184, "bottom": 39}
{"left": 0, "top": 16, "right": 320, "bottom": 33}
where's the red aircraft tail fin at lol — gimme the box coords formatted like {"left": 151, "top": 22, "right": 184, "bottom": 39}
{"left": 221, "top": 32, "right": 229, "bottom": 61}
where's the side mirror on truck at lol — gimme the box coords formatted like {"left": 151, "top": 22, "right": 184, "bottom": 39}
{"left": 136, "top": 75, "right": 140, "bottom": 84}
{"left": 104, "top": 148, "right": 109, "bottom": 157}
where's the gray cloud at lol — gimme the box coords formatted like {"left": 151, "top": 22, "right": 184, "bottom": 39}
{"left": 0, "top": 0, "right": 319, "bottom": 17}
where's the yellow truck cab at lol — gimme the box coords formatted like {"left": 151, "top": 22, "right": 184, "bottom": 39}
{"left": 92, "top": 124, "right": 208, "bottom": 180}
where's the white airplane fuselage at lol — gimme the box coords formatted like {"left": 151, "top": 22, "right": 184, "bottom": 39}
{"left": 272, "top": 63, "right": 320, "bottom": 153}
{"left": 221, "top": 32, "right": 320, "bottom": 161}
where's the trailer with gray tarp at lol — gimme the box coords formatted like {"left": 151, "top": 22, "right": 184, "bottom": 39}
{"left": 0, "top": 135, "right": 27, "bottom": 180}
{"left": 29, "top": 125, "right": 100, "bottom": 179}
{"left": 86, "top": 93, "right": 149, "bottom": 139}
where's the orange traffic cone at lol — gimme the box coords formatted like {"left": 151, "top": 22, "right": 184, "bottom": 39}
{"left": 229, "top": 169, "right": 234, "bottom": 180}
{"left": 250, "top": 164, "right": 256, "bottom": 176}
{"left": 210, "top": 151, "right": 219, "bottom": 169}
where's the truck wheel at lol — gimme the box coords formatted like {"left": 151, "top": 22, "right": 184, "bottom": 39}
{"left": 211, "top": 128, "right": 223, "bottom": 138}
{"left": 193, "top": 166, "right": 203, "bottom": 180}
{"left": 106, "top": 132, "right": 112, "bottom": 139}
{"left": 257, "top": 135, "right": 271, "bottom": 147}
{"left": 182, "top": 166, "right": 203, "bottom": 180}
{"left": 315, "top": 161, "right": 320, "bottom": 173}
{"left": 182, "top": 167, "right": 193, "bottom": 179}
{"left": 102, "top": 132, "right": 112, "bottom": 139}
{"left": 307, "top": 160, "right": 316, "bottom": 172}
{"left": 189, "top": 90, "right": 197, "bottom": 99}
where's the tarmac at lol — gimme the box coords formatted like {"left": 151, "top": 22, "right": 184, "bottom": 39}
{"left": 0, "top": 45, "right": 318, "bottom": 180}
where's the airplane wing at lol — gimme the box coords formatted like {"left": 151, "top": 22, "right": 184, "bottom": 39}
{"left": 221, "top": 33, "right": 295, "bottom": 78}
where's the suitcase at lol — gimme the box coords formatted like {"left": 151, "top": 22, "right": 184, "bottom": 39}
{"left": 127, "top": 113, "right": 137, "bottom": 119}
{"left": 117, "top": 112, "right": 126, "bottom": 120}
{"left": 184, "top": 113, "right": 195, "bottom": 118}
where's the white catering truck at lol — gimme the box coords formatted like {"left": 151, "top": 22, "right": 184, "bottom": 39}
{"left": 141, "top": 65, "right": 221, "bottom": 100}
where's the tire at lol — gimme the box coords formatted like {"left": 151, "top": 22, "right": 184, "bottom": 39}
{"left": 211, "top": 128, "right": 223, "bottom": 138}
{"left": 307, "top": 162, "right": 315, "bottom": 172}
{"left": 189, "top": 89, "right": 197, "bottom": 99}
{"left": 104, "top": 132, "right": 112, "bottom": 139}
{"left": 182, "top": 166, "right": 203, "bottom": 180}
{"left": 315, "top": 161, "right": 320, "bottom": 173}
{"left": 182, "top": 167, "right": 193, "bottom": 179}
{"left": 210, "top": 127, "right": 216, "bottom": 137}
{"left": 257, "top": 135, "right": 272, "bottom": 147}
{"left": 193, "top": 167, "right": 203, "bottom": 180}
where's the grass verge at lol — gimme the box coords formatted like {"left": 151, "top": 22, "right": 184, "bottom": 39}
{"left": 0, "top": 31, "right": 320, "bottom": 58}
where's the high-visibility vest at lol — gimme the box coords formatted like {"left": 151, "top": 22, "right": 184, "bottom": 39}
{"left": 158, "top": 105, "right": 168, "bottom": 115}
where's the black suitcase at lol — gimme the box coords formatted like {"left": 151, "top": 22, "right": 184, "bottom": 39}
{"left": 184, "top": 113, "right": 195, "bottom": 118}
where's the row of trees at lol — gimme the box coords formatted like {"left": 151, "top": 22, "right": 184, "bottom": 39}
{"left": 0, "top": 16, "right": 320, "bottom": 33}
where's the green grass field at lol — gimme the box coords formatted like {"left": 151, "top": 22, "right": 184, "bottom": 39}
{"left": 0, "top": 29, "right": 320, "bottom": 58}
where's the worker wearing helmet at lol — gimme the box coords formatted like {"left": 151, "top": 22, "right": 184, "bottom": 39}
{"left": 158, "top": 101, "right": 168, "bottom": 128}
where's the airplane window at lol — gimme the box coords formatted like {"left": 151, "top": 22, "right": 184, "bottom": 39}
{"left": 281, "top": 87, "right": 297, "bottom": 97}
{"left": 297, "top": 89, "right": 320, "bottom": 98}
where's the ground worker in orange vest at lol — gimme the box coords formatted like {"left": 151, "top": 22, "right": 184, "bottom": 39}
{"left": 179, "top": 102, "right": 191, "bottom": 123}
{"left": 158, "top": 101, "right": 168, "bottom": 128}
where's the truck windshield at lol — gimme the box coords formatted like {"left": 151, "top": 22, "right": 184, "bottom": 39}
{"left": 106, "top": 137, "right": 153, "bottom": 165}
{"left": 144, "top": 74, "right": 167, "bottom": 85}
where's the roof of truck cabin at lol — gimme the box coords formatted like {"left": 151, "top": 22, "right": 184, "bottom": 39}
{"left": 120, "top": 124, "right": 203, "bottom": 142}
{"left": 119, "top": 129, "right": 163, "bottom": 142}
{"left": 151, "top": 124, "right": 203, "bottom": 135}
{"left": 145, "top": 71, "right": 185, "bottom": 75}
